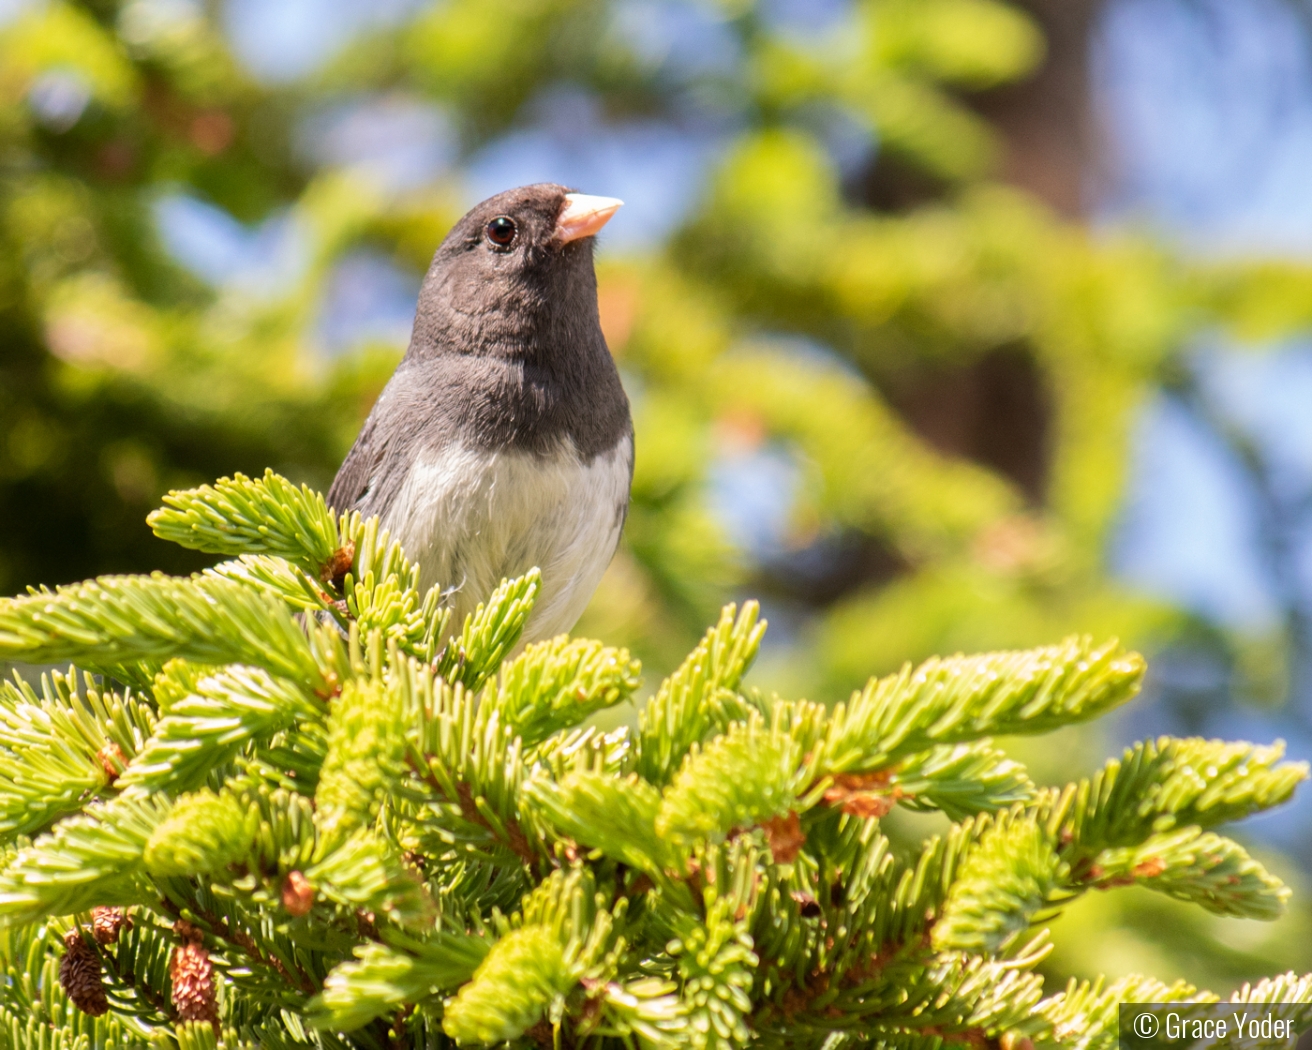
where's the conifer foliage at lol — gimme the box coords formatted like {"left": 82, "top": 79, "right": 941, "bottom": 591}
{"left": 0, "top": 471, "right": 1308, "bottom": 1049}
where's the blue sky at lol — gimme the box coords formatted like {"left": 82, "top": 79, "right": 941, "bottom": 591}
{"left": 1097, "top": 0, "right": 1312, "bottom": 652}
{"left": 1093, "top": 0, "right": 1312, "bottom": 845}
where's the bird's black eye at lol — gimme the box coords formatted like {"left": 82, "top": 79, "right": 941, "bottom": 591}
{"left": 485, "top": 216, "right": 517, "bottom": 247}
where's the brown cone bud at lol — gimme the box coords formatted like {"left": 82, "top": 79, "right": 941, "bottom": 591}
{"left": 92, "top": 906, "right": 131, "bottom": 945}
{"left": 97, "top": 742, "right": 127, "bottom": 785}
{"left": 281, "top": 871, "right": 314, "bottom": 916}
{"left": 761, "top": 811, "right": 806, "bottom": 864}
{"left": 171, "top": 940, "right": 218, "bottom": 1026}
{"left": 173, "top": 918, "right": 203, "bottom": 944}
{"left": 320, "top": 541, "right": 356, "bottom": 589}
{"left": 59, "top": 929, "right": 108, "bottom": 1016}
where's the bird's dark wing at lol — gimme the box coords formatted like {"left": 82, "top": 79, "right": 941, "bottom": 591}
{"left": 326, "top": 413, "right": 382, "bottom": 514}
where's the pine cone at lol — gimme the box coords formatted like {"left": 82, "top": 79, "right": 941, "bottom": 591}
{"left": 171, "top": 940, "right": 218, "bottom": 1025}
{"left": 92, "top": 906, "right": 131, "bottom": 945}
{"left": 59, "top": 929, "right": 108, "bottom": 1017}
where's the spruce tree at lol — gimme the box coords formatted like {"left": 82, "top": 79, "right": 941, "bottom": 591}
{"left": 0, "top": 471, "right": 1308, "bottom": 1049}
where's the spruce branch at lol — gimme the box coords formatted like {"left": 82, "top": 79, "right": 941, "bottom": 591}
{"left": 148, "top": 470, "right": 341, "bottom": 576}
{"left": 121, "top": 663, "right": 324, "bottom": 793}
{"left": 1035, "top": 974, "right": 1219, "bottom": 1050}
{"left": 154, "top": 891, "right": 318, "bottom": 998}
{"left": 442, "top": 925, "right": 574, "bottom": 1044}
{"left": 635, "top": 601, "right": 766, "bottom": 785}
{"left": 525, "top": 770, "right": 678, "bottom": 877}
{"left": 399, "top": 654, "right": 538, "bottom": 865}
{"left": 1054, "top": 736, "right": 1307, "bottom": 852}
{"left": 142, "top": 789, "right": 259, "bottom": 879}
{"left": 878, "top": 741, "right": 1035, "bottom": 820}
{"left": 4, "top": 469, "right": 1310, "bottom": 1050}
{"left": 492, "top": 636, "right": 642, "bottom": 747}
{"left": 0, "top": 574, "right": 330, "bottom": 695}
{"left": 0, "top": 794, "right": 170, "bottom": 923}
{"left": 1020, "top": 736, "right": 1306, "bottom": 918}
{"left": 530, "top": 722, "right": 633, "bottom": 781}
{"left": 820, "top": 816, "right": 975, "bottom": 984}
{"left": 435, "top": 868, "right": 626, "bottom": 1046}
{"left": 517, "top": 866, "right": 626, "bottom": 987}
{"left": 305, "top": 828, "right": 432, "bottom": 927}
{"left": 819, "top": 636, "right": 1144, "bottom": 774}
{"left": 437, "top": 570, "right": 542, "bottom": 692}
{"left": 593, "top": 977, "right": 687, "bottom": 1048}
{"left": 1080, "top": 827, "right": 1288, "bottom": 919}
{"left": 339, "top": 514, "right": 450, "bottom": 662}
{"left": 666, "top": 896, "right": 758, "bottom": 1050}
{"left": 933, "top": 817, "right": 1065, "bottom": 954}
{"left": 315, "top": 677, "right": 408, "bottom": 850}
{"left": 1231, "top": 970, "right": 1312, "bottom": 1006}
{"left": 95, "top": 913, "right": 179, "bottom": 1025}
{"left": 655, "top": 718, "right": 805, "bottom": 847}
{"left": 206, "top": 554, "right": 342, "bottom": 617}
{"left": 854, "top": 940, "right": 1049, "bottom": 1036}
{"left": 309, "top": 934, "right": 489, "bottom": 1032}
{"left": 239, "top": 781, "right": 319, "bottom": 878}
{"left": 0, "top": 668, "right": 154, "bottom": 837}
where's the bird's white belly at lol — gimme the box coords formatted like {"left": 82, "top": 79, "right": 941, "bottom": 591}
{"left": 380, "top": 436, "right": 631, "bottom": 645}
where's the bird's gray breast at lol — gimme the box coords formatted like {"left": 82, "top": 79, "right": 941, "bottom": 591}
{"left": 378, "top": 434, "right": 633, "bottom": 644}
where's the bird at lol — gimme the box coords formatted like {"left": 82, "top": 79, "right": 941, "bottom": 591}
{"left": 326, "top": 184, "right": 633, "bottom": 646}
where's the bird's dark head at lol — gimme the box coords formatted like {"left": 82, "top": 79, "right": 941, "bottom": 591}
{"left": 408, "top": 183, "right": 622, "bottom": 365}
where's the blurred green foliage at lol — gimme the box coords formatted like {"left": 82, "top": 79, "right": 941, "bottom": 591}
{"left": 3, "top": 0, "right": 1312, "bottom": 1003}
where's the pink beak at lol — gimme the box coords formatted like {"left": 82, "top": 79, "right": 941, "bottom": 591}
{"left": 555, "top": 193, "right": 623, "bottom": 244}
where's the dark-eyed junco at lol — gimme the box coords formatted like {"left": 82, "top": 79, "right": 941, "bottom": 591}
{"left": 327, "top": 184, "right": 632, "bottom": 644}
